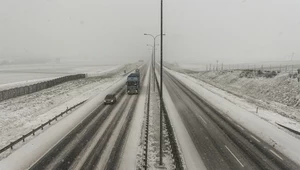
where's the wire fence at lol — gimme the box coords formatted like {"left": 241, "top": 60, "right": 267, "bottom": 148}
{"left": 206, "top": 64, "right": 300, "bottom": 73}
{"left": 0, "top": 100, "right": 86, "bottom": 155}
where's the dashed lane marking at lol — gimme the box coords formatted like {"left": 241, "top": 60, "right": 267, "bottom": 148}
{"left": 270, "top": 150, "right": 283, "bottom": 161}
{"left": 236, "top": 124, "right": 244, "bottom": 131}
{"left": 250, "top": 135, "right": 261, "bottom": 143}
{"left": 225, "top": 145, "right": 245, "bottom": 168}
{"left": 197, "top": 115, "right": 207, "bottom": 124}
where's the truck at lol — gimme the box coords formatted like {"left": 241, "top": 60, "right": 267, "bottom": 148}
{"left": 126, "top": 72, "right": 140, "bottom": 94}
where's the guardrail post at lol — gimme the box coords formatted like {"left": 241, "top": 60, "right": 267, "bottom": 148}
{"left": 0, "top": 100, "right": 87, "bottom": 155}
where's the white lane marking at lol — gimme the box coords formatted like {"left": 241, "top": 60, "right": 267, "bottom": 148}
{"left": 236, "top": 124, "right": 244, "bottom": 131}
{"left": 225, "top": 145, "right": 245, "bottom": 167}
{"left": 197, "top": 115, "right": 207, "bottom": 124}
{"left": 250, "top": 135, "right": 261, "bottom": 143}
{"left": 270, "top": 150, "right": 283, "bottom": 161}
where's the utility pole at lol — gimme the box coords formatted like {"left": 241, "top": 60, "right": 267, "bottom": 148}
{"left": 159, "top": 0, "right": 164, "bottom": 166}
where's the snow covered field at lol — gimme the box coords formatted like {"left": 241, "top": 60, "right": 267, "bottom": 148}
{"left": 165, "top": 68, "right": 300, "bottom": 166}
{"left": 0, "top": 63, "right": 120, "bottom": 86}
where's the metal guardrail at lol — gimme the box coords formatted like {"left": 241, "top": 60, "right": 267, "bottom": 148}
{"left": 141, "top": 66, "right": 151, "bottom": 169}
{"left": 276, "top": 122, "right": 300, "bottom": 135}
{"left": 0, "top": 100, "right": 87, "bottom": 155}
{"left": 154, "top": 71, "right": 184, "bottom": 170}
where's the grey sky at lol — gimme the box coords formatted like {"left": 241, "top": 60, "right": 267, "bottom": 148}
{"left": 0, "top": 0, "right": 299, "bottom": 64}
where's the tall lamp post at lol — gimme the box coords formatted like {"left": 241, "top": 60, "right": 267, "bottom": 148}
{"left": 143, "top": 33, "right": 165, "bottom": 75}
{"left": 147, "top": 44, "right": 155, "bottom": 90}
{"left": 159, "top": 0, "right": 164, "bottom": 166}
{"left": 147, "top": 44, "right": 159, "bottom": 75}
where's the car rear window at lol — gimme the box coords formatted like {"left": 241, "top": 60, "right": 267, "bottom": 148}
{"left": 106, "top": 94, "right": 115, "bottom": 98}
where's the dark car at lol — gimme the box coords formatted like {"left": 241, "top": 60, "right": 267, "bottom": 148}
{"left": 104, "top": 94, "right": 117, "bottom": 105}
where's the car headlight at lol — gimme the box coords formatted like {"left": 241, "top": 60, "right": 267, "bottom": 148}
{"left": 111, "top": 100, "right": 114, "bottom": 102}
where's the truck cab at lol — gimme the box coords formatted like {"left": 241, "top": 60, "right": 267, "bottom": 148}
{"left": 127, "top": 73, "right": 140, "bottom": 94}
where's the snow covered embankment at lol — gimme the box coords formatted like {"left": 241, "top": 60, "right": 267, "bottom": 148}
{"left": 188, "top": 70, "right": 300, "bottom": 123}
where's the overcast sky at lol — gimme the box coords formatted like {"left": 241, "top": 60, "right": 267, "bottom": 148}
{"left": 0, "top": 0, "right": 299, "bottom": 64}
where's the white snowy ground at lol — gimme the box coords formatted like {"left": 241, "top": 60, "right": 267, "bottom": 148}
{"left": 0, "top": 77, "right": 120, "bottom": 158}
{"left": 0, "top": 63, "right": 140, "bottom": 160}
{"left": 0, "top": 74, "right": 131, "bottom": 170}
{"left": 165, "top": 68, "right": 300, "bottom": 166}
{"left": 0, "top": 61, "right": 145, "bottom": 169}
{"left": 0, "top": 64, "right": 122, "bottom": 90}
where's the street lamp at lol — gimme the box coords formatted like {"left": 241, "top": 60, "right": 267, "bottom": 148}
{"left": 144, "top": 34, "right": 165, "bottom": 71}
{"left": 159, "top": 0, "right": 163, "bottom": 165}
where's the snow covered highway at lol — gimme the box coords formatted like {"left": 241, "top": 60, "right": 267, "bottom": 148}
{"left": 162, "top": 70, "right": 300, "bottom": 170}
{"left": 27, "top": 65, "right": 148, "bottom": 170}
{"left": 1, "top": 63, "right": 300, "bottom": 170}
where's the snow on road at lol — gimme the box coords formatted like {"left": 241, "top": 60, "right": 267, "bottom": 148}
{"left": 166, "top": 68, "right": 300, "bottom": 166}
{"left": 180, "top": 72, "right": 300, "bottom": 135}
{"left": 0, "top": 71, "right": 132, "bottom": 170}
{"left": 119, "top": 65, "right": 149, "bottom": 169}
{"left": 0, "top": 62, "right": 142, "bottom": 160}
{"left": 0, "top": 76, "right": 120, "bottom": 158}
{"left": 155, "top": 69, "right": 206, "bottom": 170}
